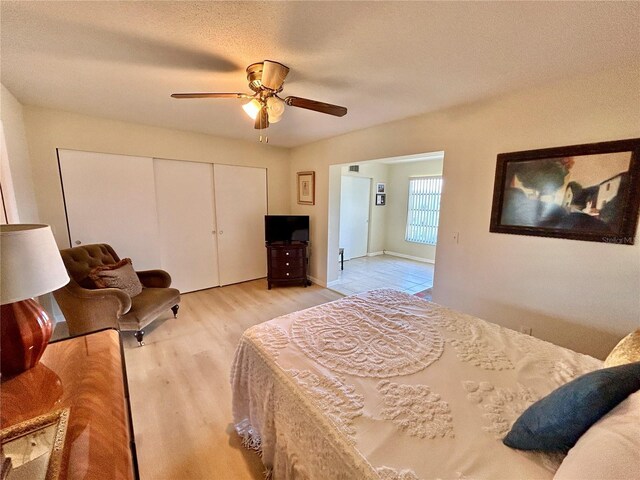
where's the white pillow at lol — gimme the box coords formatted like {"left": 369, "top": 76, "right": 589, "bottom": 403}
{"left": 554, "top": 390, "right": 640, "bottom": 480}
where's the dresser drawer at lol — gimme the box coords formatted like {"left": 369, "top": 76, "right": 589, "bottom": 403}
{"left": 270, "top": 257, "right": 304, "bottom": 269}
{"left": 270, "top": 265, "right": 305, "bottom": 280}
{"left": 270, "top": 247, "right": 305, "bottom": 259}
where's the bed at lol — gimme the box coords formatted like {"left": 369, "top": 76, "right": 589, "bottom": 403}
{"left": 230, "top": 289, "right": 604, "bottom": 479}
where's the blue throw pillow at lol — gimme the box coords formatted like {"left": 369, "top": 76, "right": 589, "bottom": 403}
{"left": 503, "top": 361, "right": 640, "bottom": 452}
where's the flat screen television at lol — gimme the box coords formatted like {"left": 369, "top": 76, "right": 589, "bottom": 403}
{"left": 265, "top": 215, "right": 309, "bottom": 243}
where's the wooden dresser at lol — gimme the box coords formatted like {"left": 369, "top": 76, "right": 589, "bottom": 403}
{"left": 266, "top": 242, "right": 308, "bottom": 289}
{"left": 0, "top": 329, "right": 138, "bottom": 479}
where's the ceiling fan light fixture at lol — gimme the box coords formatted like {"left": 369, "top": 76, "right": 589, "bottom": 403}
{"left": 266, "top": 96, "right": 285, "bottom": 123}
{"left": 172, "top": 60, "right": 348, "bottom": 133}
{"left": 242, "top": 98, "right": 262, "bottom": 120}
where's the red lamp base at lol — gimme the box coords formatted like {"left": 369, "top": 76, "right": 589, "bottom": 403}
{"left": 1, "top": 298, "right": 53, "bottom": 378}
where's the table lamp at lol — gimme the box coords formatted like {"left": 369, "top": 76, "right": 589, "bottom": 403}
{"left": 1, "top": 224, "right": 69, "bottom": 377}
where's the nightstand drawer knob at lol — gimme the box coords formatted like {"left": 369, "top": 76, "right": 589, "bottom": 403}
{"left": 286, "top": 262, "right": 289, "bottom": 266}
{"left": 286, "top": 273, "right": 289, "bottom": 276}
{"left": 285, "top": 252, "right": 289, "bottom": 256}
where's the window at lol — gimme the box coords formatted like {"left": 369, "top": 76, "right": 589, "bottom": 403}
{"left": 405, "top": 176, "right": 442, "bottom": 245}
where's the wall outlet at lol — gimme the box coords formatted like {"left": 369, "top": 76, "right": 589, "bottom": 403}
{"left": 453, "top": 231, "right": 460, "bottom": 244}
{"left": 519, "top": 326, "right": 532, "bottom": 336}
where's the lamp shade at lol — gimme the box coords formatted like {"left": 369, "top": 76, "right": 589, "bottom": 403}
{"left": 242, "top": 99, "right": 262, "bottom": 120}
{"left": 266, "top": 96, "right": 285, "bottom": 123}
{"left": 1, "top": 224, "right": 69, "bottom": 305}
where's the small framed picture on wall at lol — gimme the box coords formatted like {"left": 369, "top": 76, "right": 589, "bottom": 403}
{"left": 297, "top": 171, "right": 315, "bottom": 205}
{"left": 376, "top": 183, "right": 386, "bottom": 193}
{"left": 376, "top": 193, "right": 386, "bottom": 206}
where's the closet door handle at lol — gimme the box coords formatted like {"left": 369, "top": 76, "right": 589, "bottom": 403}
{"left": 219, "top": 230, "right": 224, "bottom": 235}
{"left": 75, "top": 240, "right": 82, "bottom": 245}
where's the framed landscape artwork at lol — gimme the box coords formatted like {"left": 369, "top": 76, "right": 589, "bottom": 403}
{"left": 297, "top": 171, "right": 315, "bottom": 205}
{"left": 490, "top": 138, "right": 640, "bottom": 244}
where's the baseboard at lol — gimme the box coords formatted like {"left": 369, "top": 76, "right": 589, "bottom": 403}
{"left": 384, "top": 251, "right": 435, "bottom": 264}
{"left": 308, "top": 275, "right": 325, "bottom": 287}
{"left": 367, "top": 251, "right": 384, "bottom": 257}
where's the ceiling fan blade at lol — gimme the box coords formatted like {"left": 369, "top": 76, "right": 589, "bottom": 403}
{"left": 171, "top": 93, "right": 251, "bottom": 99}
{"left": 254, "top": 107, "right": 270, "bottom": 130}
{"left": 284, "top": 96, "right": 347, "bottom": 117}
{"left": 261, "top": 60, "right": 290, "bottom": 91}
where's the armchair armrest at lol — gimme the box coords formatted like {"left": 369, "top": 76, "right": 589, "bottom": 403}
{"left": 53, "top": 282, "right": 132, "bottom": 336}
{"left": 136, "top": 269, "right": 172, "bottom": 288}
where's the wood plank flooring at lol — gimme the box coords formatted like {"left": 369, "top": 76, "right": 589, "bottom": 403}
{"left": 122, "top": 279, "right": 343, "bottom": 479}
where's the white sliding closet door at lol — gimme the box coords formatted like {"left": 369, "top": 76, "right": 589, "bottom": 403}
{"left": 154, "top": 159, "right": 219, "bottom": 293}
{"left": 214, "top": 164, "right": 267, "bottom": 286}
{"left": 58, "top": 149, "right": 161, "bottom": 269}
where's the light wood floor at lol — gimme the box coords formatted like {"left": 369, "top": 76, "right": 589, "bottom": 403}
{"left": 122, "top": 279, "right": 343, "bottom": 479}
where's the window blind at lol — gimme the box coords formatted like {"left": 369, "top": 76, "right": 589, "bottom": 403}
{"left": 405, "top": 176, "right": 442, "bottom": 245}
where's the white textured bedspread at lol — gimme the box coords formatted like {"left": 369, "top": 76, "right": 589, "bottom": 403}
{"left": 231, "top": 289, "right": 602, "bottom": 480}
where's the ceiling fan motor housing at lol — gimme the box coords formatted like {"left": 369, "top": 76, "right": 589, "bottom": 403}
{"left": 246, "top": 62, "right": 265, "bottom": 92}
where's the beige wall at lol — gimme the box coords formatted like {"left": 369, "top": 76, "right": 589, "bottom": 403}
{"left": 339, "top": 163, "right": 389, "bottom": 254}
{"left": 290, "top": 65, "right": 640, "bottom": 358}
{"left": 1, "top": 84, "right": 40, "bottom": 222}
{"left": 385, "top": 159, "right": 443, "bottom": 261}
{"left": 23, "top": 106, "right": 291, "bottom": 247}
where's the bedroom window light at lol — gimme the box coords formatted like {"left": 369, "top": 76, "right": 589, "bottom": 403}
{"left": 405, "top": 176, "right": 443, "bottom": 245}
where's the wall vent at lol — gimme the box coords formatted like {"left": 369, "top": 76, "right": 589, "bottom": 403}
{"left": 349, "top": 165, "right": 359, "bottom": 172}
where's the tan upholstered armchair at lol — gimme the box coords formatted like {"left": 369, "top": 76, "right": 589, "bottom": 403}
{"left": 53, "top": 243, "right": 180, "bottom": 345}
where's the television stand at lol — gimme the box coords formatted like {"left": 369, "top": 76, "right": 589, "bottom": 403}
{"left": 266, "top": 242, "right": 308, "bottom": 289}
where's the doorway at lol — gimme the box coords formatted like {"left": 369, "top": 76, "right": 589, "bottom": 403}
{"left": 327, "top": 151, "right": 444, "bottom": 297}
{"left": 339, "top": 176, "right": 371, "bottom": 260}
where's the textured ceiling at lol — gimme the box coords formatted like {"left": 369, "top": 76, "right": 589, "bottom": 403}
{"left": 2, "top": 1, "right": 639, "bottom": 147}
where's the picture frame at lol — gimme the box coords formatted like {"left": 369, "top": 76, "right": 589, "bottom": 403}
{"left": 375, "top": 193, "right": 386, "bottom": 206}
{"left": 376, "top": 182, "right": 386, "bottom": 194}
{"left": 489, "top": 138, "right": 640, "bottom": 244}
{"left": 1, "top": 408, "right": 69, "bottom": 480}
{"left": 297, "top": 171, "right": 315, "bottom": 205}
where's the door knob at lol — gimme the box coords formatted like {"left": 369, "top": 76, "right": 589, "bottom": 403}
{"left": 75, "top": 240, "right": 82, "bottom": 245}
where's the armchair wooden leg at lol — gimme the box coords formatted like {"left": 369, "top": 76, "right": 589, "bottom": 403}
{"left": 134, "top": 330, "right": 145, "bottom": 346}
{"left": 171, "top": 305, "right": 179, "bottom": 318}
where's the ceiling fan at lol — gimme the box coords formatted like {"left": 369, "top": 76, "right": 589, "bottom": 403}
{"left": 171, "top": 60, "right": 347, "bottom": 130}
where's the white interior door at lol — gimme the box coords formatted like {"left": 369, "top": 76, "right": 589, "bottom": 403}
{"left": 214, "top": 164, "right": 267, "bottom": 285}
{"left": 58, "top": 149, "right": 161, "bottom": 269}
{"left": 154, "top": 159, "right": 219, "bottom": 293}
{"left": 339, "top": 176, "right": 371, "bottom": 260}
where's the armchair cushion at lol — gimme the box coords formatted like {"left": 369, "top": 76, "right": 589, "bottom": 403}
{"left": 89, "top": 258, "right": 143, "bottom": 297}
{"left": 119, "top": 287, "right": 181, "bottom": 331}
